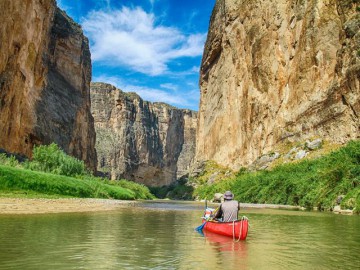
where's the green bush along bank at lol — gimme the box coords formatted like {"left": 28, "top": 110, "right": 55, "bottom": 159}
{"left": 193, "top": 140, "right": 360, "bottom": 213}
{"left": 2, "top": 140, "right": 359, "bottom": 210}
{"left": 24, "top": 143, "right": 87, "bottom": 176}
{"left": 149, "top": 177, "right": 194, "bottom": 200}
{"left": 0, "top": 144, "right": 154, "bottom": 200}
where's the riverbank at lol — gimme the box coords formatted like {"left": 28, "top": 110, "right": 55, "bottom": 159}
{"left": 1, "top": 198, "right": 355, "bottom": 215}
{"left": 240, "top": 202, "right": 355, "bottom": 215}
{"left": 0, "top": 198, "right": 140, "bottom": 215}
{"left": 0, "top": 145, "right": 154, "bottom": 201}
{"left": 0, "top": 198, "right": 306, "bottom": 215}
{"left": 192, "top": 141, "right": 360, "bottom": 214}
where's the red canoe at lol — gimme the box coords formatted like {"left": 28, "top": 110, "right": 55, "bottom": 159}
{"left": 202, "top": 217, "right": 249, "bottom": 240}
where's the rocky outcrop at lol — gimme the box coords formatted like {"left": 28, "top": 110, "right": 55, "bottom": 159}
{"left": 91, "top": 82, "right": 197, "bottom": 186}
{"left": 0, "top": 0, "right": 97, "bottom": 171}
{"left": 197, "top": 0, "right": 360, "bottom": 170}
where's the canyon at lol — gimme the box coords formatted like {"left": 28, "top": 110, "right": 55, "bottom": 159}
{"left": 0, "top": 0, "right": 97, "bottom": 171}
{"left": 90, "top": 83, "right": 197, "bottom": 186}
{"left": 1, "top": 0, "right": 359, "bottom": 186}
{"left": 197, "top": 0, "right": 360, "bottom": 170}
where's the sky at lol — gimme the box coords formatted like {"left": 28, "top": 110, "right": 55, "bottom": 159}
{"left": 57, "top": 0, "right": 216, "bottom": 111}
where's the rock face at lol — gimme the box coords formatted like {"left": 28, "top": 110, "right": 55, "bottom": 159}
{"left": 0, "top": 0, "right": 97, "bottom": 171}
{"left": 91, "top": 83, "right": 197, "bottom": 186}
{"left": 197, "top": 0, "right": 360, "bottom": 170}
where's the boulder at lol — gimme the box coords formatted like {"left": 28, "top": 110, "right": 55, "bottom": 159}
{"left": 305, "top": 139, "right": 323, "bottom": 151}
{"left": 295, "top": 150, "right": 307, "bottom": 160}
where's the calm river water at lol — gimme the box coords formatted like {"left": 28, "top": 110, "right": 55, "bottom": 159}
{"left": 0, "top": 200, "right": 359, "bottom": 270}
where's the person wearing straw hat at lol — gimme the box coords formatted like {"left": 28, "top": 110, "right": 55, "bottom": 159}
{"left": 213, "top": 191, "right": 240, "bottom": 222}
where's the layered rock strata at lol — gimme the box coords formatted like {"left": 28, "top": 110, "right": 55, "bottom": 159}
{"left": 91, "top": 82, "right": 197, "bottom": 186}
{"left": 0, "top": 0, "right": 97, "bottom": 171}
{"left": 197, "top": 0, "right": 360, "bottom": 170}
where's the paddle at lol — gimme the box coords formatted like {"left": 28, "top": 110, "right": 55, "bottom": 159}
{"left": 195, "top": 222, "right": 206, "bottom": 231}
{"left": 195, "top": 200, "right": 208, "bottom": 231}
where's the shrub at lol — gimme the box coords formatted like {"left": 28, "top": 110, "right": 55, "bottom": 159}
{"left": 108, "top": 179, "right": 154, "bottom": 200}
{"left": 0, "top": 143, "right": 155, "bottom": 200}
{"left": 150, "top": 178, "right": 194, "bottom": 200}
{"left": 193, "top": 140, "right": 360, "bottom": 212}
{"left": 0, "top": 154, "right": 20, "bottom": 168}
{"left": 0, "top": 165, "right": 136, "bottom": 200}
{"left": 25, "top": 143, "right": 86, "bottom": 177}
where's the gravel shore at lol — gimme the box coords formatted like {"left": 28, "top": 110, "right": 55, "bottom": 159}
{"left": 0, "top": 198, "right": 139, "bottom": 215}
{"left": 3, "top": 198, "right": 351, "bottom": 215}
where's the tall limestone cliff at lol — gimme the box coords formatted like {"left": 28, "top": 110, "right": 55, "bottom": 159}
{"left": 197, "top": 0, "right": 360, "bottom": 170}
{"left": 0, "top": 0, "right": 97, "bottom": 171}
{"left": 91, "top": 82, "right": 197, "bottom": 186}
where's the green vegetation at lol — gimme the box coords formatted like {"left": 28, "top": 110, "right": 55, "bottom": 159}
{"left": 2, "top": 140, "right": 359, "bottom": 213}
{"left": 24, "top": 143, "right": 87, "bottom": 176}
{"left": 0, "top": 144, "right": 154, "bottom": 200}
{"left": 0, "top": 154, "right": 21, "bottom": 168}
{"left": 0, "top": 165, "right": 135, "bottom": 199}
{"left": 0, "top": 190, "right": 74, "bottom": 199}
{"left": 192, "top": 140, "right": 360, "bottom": 213}
{"left": 116, "top": 179, "right": 154, "bottom": 199}
{"left": 150, "top": 178, "right": 194, "bottom": 200}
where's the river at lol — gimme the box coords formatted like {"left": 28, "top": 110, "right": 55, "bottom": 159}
{"left": 0, "top": 200, "right": 359, "bottom": 270}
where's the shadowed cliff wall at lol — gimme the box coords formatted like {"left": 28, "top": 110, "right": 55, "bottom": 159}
{"left": 0, "top": 0, "right": 97, "bottom": 171}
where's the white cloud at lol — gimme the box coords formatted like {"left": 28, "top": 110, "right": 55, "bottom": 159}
{"left": 160, "top": 83, "right": 177, "bottom": 91}
{"left": 92, "top": 75, "right": 198, "bottom": 109}
{"left": 129, "top": 86, "right": 189, "bottom": 106}
{"left": 187, "top": 81, "right": 197, "bottom": 88}
{"left": 164, "top": 66, "right": 200, "bottom": 78}
{"left": 82, "top": 7, "right": 206, "bottom": 76}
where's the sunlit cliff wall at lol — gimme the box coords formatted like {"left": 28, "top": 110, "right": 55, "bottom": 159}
{"left": 197, "top": 0, "right": 360, "bottom": 170}
{"left": 91, "top": 82, "right": 197, "bottom": 186}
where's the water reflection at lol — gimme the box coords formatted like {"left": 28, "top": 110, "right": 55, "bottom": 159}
{"left": 203, "top": 230, "right": 247, "bottom": 252}
{"left": 193, "top": 226, "right": 249, "bottom": 269}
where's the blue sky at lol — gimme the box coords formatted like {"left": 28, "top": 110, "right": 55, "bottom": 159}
{"left": 57, "top": 0, "right": 216, "bottom": 111}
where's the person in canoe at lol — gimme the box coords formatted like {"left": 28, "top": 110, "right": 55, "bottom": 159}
{"left": 213, "top": 191, "right": 240, "bottom": 222}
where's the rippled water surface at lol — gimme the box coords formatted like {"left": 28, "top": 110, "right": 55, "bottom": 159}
{"left": 0, "top": 201, "right": 359, "bottom": 270}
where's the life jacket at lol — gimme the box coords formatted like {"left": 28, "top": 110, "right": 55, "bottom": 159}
{"left": 203, "top": 207, "right": 215, "bottom": 220}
